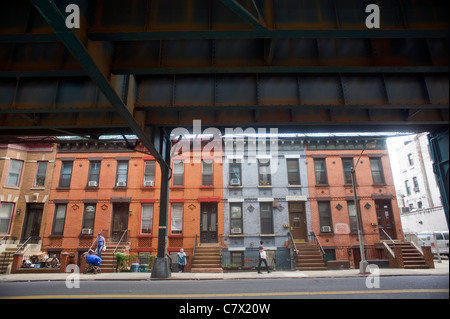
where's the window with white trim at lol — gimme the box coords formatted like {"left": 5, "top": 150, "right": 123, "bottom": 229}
{"left": 0, "top": 203, "right": 14, "bottom": 234}
{"left": 6, "top": 159, "right": 23, "bottom": 187}
{"left": 171, "top": 204, "right": 183, "bottom": 234}
{"left": 141, "top": 204, "right": 153, "bottom": 234}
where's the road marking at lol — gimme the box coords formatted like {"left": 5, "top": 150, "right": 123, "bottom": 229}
{"left": 1, "top": 289, "right": 448, "bottom": 299}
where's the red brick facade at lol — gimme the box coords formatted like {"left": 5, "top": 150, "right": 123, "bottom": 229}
{"left": 305, "top": 141, "right": 403, "bottom": 266}
{"left": 41, "top": 140, "right": 223, "bottom": 269}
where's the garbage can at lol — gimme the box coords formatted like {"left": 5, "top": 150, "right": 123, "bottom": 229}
{"left": 131, "top": 263, "right": 140, "bottom": 272}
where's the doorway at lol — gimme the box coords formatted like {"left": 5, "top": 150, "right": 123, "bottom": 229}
{"left": 111, "top": 203, "right": 129, "bottom": 242}
{"left": 21, "top": 203, "right": 43, "bottom": 243}
{"left": 200, "top": 203, "right": 218, "bottom": 243}
{"left": 288, "top": 202, "right": 308, "bottom": 242}
{"left": 375, "top": 200, "right": 396, "bottom": 240}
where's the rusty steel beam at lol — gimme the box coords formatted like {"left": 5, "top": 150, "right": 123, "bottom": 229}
{"left": 27, "top": 0, "right": 166, "bottom": 167}
{"left": 2, "top": 37, "right": 447, "bottom": 77}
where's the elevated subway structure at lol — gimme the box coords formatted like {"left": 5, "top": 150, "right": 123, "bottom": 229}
{"left": 0, "top": 0, "right": 448, "bottom": 277}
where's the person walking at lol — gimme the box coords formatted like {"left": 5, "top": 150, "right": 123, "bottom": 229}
{"left": 95, "top": 233, "right": 105, "bottom": 258}
{"left": 177, "top": 248, "right": 187, "bottom": 272}
{"left": 257, "top": 241, "right": 271, "bottom": 274}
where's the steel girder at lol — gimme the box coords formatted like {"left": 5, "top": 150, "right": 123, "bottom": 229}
{"left": 0, "top": 0, "right": 448, "bottom": 138}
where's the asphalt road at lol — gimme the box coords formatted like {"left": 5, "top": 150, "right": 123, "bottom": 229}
{"left": 0, "top": 275, "right": 447, "bottom": 300}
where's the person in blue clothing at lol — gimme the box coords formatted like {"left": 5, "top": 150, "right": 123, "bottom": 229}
{"left": 257, "top": 241, "right": 271, "bottom": 274}
{"left": 177, "top": 248, "right": 187, "bottom": 272}
{"left": 95, "top": 233, "right": 105, "bottom": 257}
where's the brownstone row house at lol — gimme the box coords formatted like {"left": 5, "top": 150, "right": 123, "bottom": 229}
{"left": 0, "top": 140, "right": 57, "bottom": 243}
{"left": 1, "top": 136, "right": 420, "bottom": 273}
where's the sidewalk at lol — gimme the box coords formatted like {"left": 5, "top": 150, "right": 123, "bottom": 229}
{"left": 0, "top": 260, "right": 448, "bottom": 282}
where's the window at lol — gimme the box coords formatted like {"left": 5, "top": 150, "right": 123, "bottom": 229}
{"left": 347, "top": 201, "right": 358, "bottom": 233}
{"left": 413, "top": 177, "right": 420, "bottom": 192}
{"left": 144, "top": 161, "right": 155, "bottom": 186}
{"left": 172, "top": 161, "right": 184, "bottom": 186}
{"left": 318, "top": 202, "right": 332, "bottom": 230}
{"left": 34, "top": 162, "right": 48, "bottom": 187}
{"left": 408, "top": 153, "right": 414, "bottom": 166}
{"left": 417, "top": 201, "right": 423, "bottom": 209}
{"left": 258, "top": 159, "right": 271, "bottom": 186}
{"left": 405, "top": 180, "right": 411, "bottom": 195}
{"left": 230, "top": 203, "right": 243, "bottom": 235}
{"left": 115, "top": 161, "right": 128, "bottom": 187}
{"left": 6, "top": 159, "right": 23, "bottom": 187}
{"left": 202, "top": 160, "right": 213, "bottom": 186}
{"left": 260, "top": 202, "right": 274, "bottom": 234}
{"left": 369, "top": 158, "right": 385, "bottom": 184}
{"left": 141, "top": 204, "right": 153, "bottom": 234}
{"left": 87, "top": 161, "right": 100, "bottom": 187}
{"left": 286, "top": 159, "right": 300, "bottom": 185}
{"left": 52, "top": 204, "right": 67, "bottom": 235}
{"left": 82, "top": 204, "right": 96, "bottom": 233}
{"left": 230, "top": 252, "right": 244, "bottom": 267}
{"left": 59, "top": 161, "right": 73, "bottom": 187}
{"left": 341, "top": 158, "right": 354, "bottom": 185}
{"left": 314, "top": 158, "right": 328, "bottom": 185}
{"left": 0, "top": 203, "right": 14, "bottom": 234}
{"left": 229, "top": 161, "right": 242, "bottom": 186}
{"left": 171, "top": 204, "right": 183, "bottom": 234}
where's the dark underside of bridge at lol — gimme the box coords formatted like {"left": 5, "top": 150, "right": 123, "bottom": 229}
{"left": 0, "top": 0, "right": 448, "bottom": 143}
{"left": 0, "top": 0, "right": 448, "bottom": 277}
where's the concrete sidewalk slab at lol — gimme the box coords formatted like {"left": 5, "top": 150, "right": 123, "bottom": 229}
{"left": 0, "top": 260, "right": 447, "bottom": 282}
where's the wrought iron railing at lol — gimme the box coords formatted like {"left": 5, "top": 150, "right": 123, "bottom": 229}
{"left": 113, "top": 230, "right": 128, "bottom": 255}
{"left": 15, "top": 236, "right": 40, "bottom": 254}
{"left": 309, "top": 232, "right": 325, "bottom": 256}
{"left": 287, "top": 231, "right": 298, "bottom": 270}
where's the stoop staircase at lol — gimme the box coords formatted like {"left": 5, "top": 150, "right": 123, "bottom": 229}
{"left": 294, "top": 241, "right": 327, "bottom": 271}
{"left": 97, "top": 243, "right": 128, "bottom": 273}
{"left": 191, "top": 244, "right": 223, "bottom": 273}
{"left": 385, "top": 241, "right": 430, "bottom": 269}
{"left": 0, "top": 245, "right": 21, "bottom": 274}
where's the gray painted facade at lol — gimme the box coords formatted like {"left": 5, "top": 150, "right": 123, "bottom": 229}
{"left": 222, "top": 138, "right": 310, "bottom": 270}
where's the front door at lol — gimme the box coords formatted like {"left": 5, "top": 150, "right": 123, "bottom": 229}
{"left": 111, "top": 203, "right": 129, "bottom": 242}
{"left": 376, "top": 200, "right": 396, "bottom": 240}
{"left": 288, "top": 202, "right": 308, "bottom": 241}
{"left": 21, "top": 203, "right": 43, "bottom": 243}
{"left": 200, "top": 203, "right": 218, "bottom": 243}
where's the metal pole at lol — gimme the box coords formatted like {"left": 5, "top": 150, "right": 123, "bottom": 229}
{"left": 351, "top": 167, "right": 369, "bottom": 275}
{"left": 151, "top": 130, "right": 172, "bottom": 279}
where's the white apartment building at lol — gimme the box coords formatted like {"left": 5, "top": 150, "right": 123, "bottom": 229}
{"left": 395, "top": 133, "right": 447, "bottom": 232}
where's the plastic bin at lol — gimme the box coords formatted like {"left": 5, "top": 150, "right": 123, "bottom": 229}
{"left": 130, "top": 263, "right": 140, "bottom": 272}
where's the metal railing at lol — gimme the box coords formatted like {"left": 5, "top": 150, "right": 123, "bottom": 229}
{"left": 0, "top": 235, "right": 16, "bottom": 245}
{"left": 219, "top": 233, "right": 223, "bottom": 258}
{"left": 380, "top": 229, "right": 395, "bottom": 245}
{"left": 309, "top": 232, "right": 325, "bottom": 255}
{"left": 15, "top": 236, "right": 39, "bottom": 254}
{"left": 287, "top": 231, "right": 298, "bottom": 270}
{"left": 113, "top": 230, "right": 128, "bottom": 255}
{"left": 193, "top": 234, "right": 198, "bottom": 260}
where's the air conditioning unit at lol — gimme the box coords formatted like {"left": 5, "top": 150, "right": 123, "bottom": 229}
{"left": 88, "top": 181, "right": 98, "bottom": 187}
{"left": 116, "top": 181, "right": 126, "bottom": 187}
{"left": 230, "top": 178, "right": 240, "bottom": 186}
{"left": 81, "top": 228, "right": 93, "bottom": 235}
{"left": 144, "top": 181, "right": 154, "bottom": 187}
{"left": 321, "top": 226, "right": 332, "bottom": 233}
{"left": 413, "top": 187, "right": 420, "bottom": 192}
{"left": 231, "top": 228, "right": 242, "bottom": 234}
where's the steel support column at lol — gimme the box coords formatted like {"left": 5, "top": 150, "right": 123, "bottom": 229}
{"left": 151, "top": 128, "right": 172, "bottom": 279}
